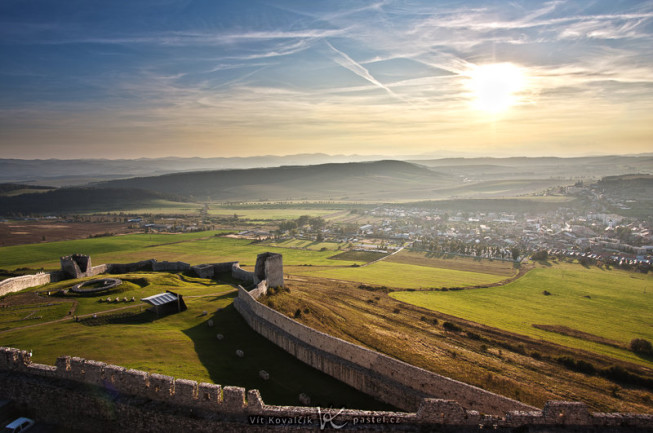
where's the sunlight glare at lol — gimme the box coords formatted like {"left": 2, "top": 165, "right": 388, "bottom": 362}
{"left": 467, "top": 63, "right": 525, "bottom": 114}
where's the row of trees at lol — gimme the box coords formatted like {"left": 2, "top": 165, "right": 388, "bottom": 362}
{"left": 278, "top": 215, "right": 326, "bottom": 232}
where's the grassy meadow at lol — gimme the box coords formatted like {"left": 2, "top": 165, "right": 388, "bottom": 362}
{"left": 0, "top": 272, "right": 390, "bottom": 409}
{"left": 391, "top": 262, "right": 653, "bottom": 365}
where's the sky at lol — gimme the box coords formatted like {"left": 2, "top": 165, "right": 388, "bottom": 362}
{"left": 1, "top": 0, "right": 652, "bottom": 159}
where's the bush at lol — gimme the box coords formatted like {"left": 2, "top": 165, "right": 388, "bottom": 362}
{"left": 630, "top": 338, "right": 653, "bottom": 355}
{"left": 443, "top": 322, "right": 462, "bottom": 332}
{"left": 531, "top": 250, "right": 548, "bottom": 261}
{"left": 557, "top": 356, "right": 596, "bottom": 375}
{"left": 542, "top": 290, "right": 552, "bottom": 296}
{"left": 466, "top": 331, "right": 481, "bottom": 341}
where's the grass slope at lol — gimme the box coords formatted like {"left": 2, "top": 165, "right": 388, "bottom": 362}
{"left": 0, "top": 273, "right": 391, "bottom": 409}
{"left": 391, "top": 263, "right": 653, "bottom": 364}
{"left": 289, "top": 260, "right": 506, "bottom": 289}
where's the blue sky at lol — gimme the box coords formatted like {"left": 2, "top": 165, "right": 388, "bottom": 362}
{"left": 1, "top": 0, "right": 652, "bottom": 159}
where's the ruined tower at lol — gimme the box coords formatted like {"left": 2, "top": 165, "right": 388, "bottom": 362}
{"left": 254, "top": 252, "right": 284, "bottom": 288}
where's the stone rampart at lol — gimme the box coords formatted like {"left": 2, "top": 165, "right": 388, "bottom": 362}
{"left": 107, "top": 259, "right": 156, "bottom": 274}
{"left": 0, "top": 347, "right": 650, "bottom": 432}
{"left": 0, "top": 272, "right": 56, "bottom": 297}
{"left": 152, "top": 261, "right": 190, "bottom": 272}
{"left": 231, "top": 263, "right": 257, "bottom": 284}
{"left": 192, "top": 262, "right": 240, "bottom": 279}
{"left": 234, "top": 285, "right": 534, "bottom": 414}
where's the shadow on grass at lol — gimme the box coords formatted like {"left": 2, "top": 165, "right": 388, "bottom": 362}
{"left": 182, "top": 303, "right": 396, "bottom": 411}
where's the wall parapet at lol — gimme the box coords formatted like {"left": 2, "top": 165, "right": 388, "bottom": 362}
{"left": 0, "top": 347, "right": 650, "bottom": 431}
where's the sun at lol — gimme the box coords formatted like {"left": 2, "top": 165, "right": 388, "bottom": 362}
{"left": 466, "top": 63, "right": 525, "bottom": 114}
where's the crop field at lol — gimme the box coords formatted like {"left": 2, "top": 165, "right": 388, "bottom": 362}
{"left": 391, "top": 263, "right": 653, "bottom": 365}
{"left": 0, "top": 272, "right": 389, "bottom": 409}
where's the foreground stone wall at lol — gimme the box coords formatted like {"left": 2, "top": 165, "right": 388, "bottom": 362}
{"left": 0, "top": 272, "right": 56, "bottom": 297}
{"left": 0, "top": 347, "right": 650, "bottom": 432}
{"left": 234, "top": 286, "right": 534, "bottom": 414}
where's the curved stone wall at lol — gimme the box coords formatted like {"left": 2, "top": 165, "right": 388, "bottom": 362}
{"left": 234, "top": 285, "right": 534, "bottom": 414}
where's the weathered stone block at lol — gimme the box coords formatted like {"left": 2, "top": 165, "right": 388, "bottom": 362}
{"left": 174, "top": 379, "right": 198, "bottom": 405}
{"left": 122, "top": 369, "right": 148, "bottom": 396}
{"left": 416, "top": 399, "right": 468, "bottom": 424}
{"left": 246, "top": 389, "right": 264, "bottom": 411}
{"left": 542, "top": 401, "right": 591, "bottom": 424}
{"left": 222, "top": 386, "right": 246, "bottom": 412}
{"left": 103, "top": 364, "right": 125, "bottom": 385}
{"left": 148, "top": 373, "right": 174, "bottom": 400}
{"left": 54, "top": 356, "right": 70, "bottom": 375}
{"left": 83, "top": 360, "right": 106, "bottom": 385}
{"left": 26, "top": 363, "right": 56, "bottom": 378}
{"left": 197, "top": 382, "right": 222, "bottom": 409}
{"left": 69, "top": 357, "right": 86, "bottom": 378}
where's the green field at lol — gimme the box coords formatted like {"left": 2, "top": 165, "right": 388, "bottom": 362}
{"left": 0, "top": 232, "right": 363, "bottom": 271}
{"left": 290, "top": 260, "right": 507, "bottom": 289}
{"left": 391, "top": 263, "right": 653, "bottom": 364}
{"left": 0, "top": 272, "right": 390, "bottom": 409}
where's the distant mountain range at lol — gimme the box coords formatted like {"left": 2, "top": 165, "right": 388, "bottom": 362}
{"left": 2, "top": 153, "right": 651, "bottom": 186}
{"left": 0, "top": 155, "right": 651, "bottom": 215}
{"left": 94, "top": 160, "right": 452, "bottom": 201}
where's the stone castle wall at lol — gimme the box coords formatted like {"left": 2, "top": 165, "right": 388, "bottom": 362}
{"left": 0, "top": 272, "right": 56, "bottom": 297}
{"left": 0, "top": 347, "right": 650, "bottom": 432}
{"left": 234, "top": 285, "right": 533, "bottom": 414}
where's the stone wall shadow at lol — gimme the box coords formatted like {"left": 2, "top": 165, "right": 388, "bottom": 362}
{"left": 182, "top": 300, "right": 396, "bottom": 411}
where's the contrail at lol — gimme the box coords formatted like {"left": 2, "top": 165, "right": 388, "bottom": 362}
{"left": 325, "top": 41, "right": 402, "bottom": 100}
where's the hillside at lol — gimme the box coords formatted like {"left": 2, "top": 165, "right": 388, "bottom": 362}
{"left": 0, "top": 187, "right": 180, "bottom": 216}
{"left": 96, "top": 160, "right": 454, "bottom": 201}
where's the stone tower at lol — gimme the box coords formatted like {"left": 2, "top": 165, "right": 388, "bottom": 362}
{"left": 254, "top": 252, "right": 284, "bottom": 288}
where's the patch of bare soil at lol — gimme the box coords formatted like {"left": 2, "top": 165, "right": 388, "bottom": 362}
{"left": 0, "top": 221, "right": 138, "bottom": 246}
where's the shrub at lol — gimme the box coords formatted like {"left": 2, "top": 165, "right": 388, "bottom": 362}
{"left": 443, "top": 322, "right": 462, "bottom": 332}
{"left": 630, "top": 338, "right": 653, "bottom": 355}
{"left": 531, "top": 250, "right": 548, "bottom": 261}
{"left": 293, "top": 309, "right": 302, "bottom": 318}
{"left": 542, "top": 290, "right": 552, "bottom": 296}
{"left": 466, "top": 331, "right": 481, "bottom": 341}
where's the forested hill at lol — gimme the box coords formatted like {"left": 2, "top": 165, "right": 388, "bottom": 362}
{"left": 0, "top": 187, "right": 176, "bottom": 215}
{"left": 96, "top": 160, "right": 451, "bottom": 201}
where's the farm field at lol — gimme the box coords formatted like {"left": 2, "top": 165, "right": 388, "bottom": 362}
{"left": 0, "top": 272, "right": 390, "bottom": 410}
{"left": 391, "top": 263, "right": 653, "bottom": 365}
